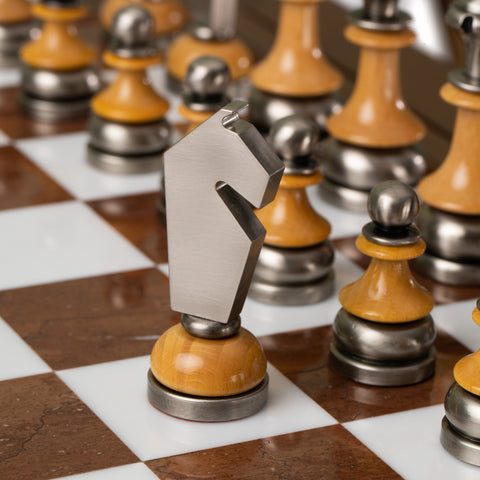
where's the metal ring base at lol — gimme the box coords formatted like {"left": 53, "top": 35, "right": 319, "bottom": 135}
{"left": 181, "top": 313, "right": 241, "bottom": 339}
{"left": 147, "top": 369, "right": 269, "bottom": 422}
{"left": 441, "top": 416, "right": 480, "bottom": 466}
{"left": 0, "top": 21, "right": 33, "bottom": 67}
{"left": 318, "top": 178, "right": 369, "bottom": 212}
{"left": 87, "top": 144, "right": 163, "bottom": 174}
{"left": 411, "top": 253, "right": 480, "bottom": 287}
{"left": 329, "top": 340, "right": 436, "bottom": 386}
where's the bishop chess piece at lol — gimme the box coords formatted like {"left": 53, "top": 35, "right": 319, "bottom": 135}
{"left": 248, "top": 0, "right": 343, "bottom": 134}
{"left": 0, "top": 0, "right": 33, "bottom": 66}
{"left": 87, "top": 6, "right": 171, "bottom": 174}
{"left": 413, "top": 0, "right": 480, "bottom": 286}
{"left": 19, "top": 0, "right": 101, "bottom": 121}
{"left": 329, "top": 181, "right": 436, "bottom": 386}
{"left": 249, "top": 115, "right": 334, "bottom": 305}
{"left": 99, "top": 0, "right": 189, "bottom": 51}
{"left": 166, "top": 0, "right": 253, "bottom": 90}
{"left": 441, "top": 299, "right": 480, "bottom": 466}
{"left": 148, "top": 101, "right": 284, "bottom": 421}
{"left": 320, "top": 0, "right": 427, "bottom": 211}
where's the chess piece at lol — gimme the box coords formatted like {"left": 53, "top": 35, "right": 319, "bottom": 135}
{"left": 441, "top": 299, "right": 480, "bottom": 466}
{"left": 413, "top": 0, "right": 480, "bottom": 286}
{"left": 320, "top": 0, "right": 427, "bottom": 211}
{"left": 248, "top": 0, "right": 343, "bottom": 133}
{"left": 19, "top": 0, "right": 101, "bottom": 121}
{"left": 148, "top": 101, "right": 284, "bottom": 421}
{"left": 87, "top": 6, "right": 171, "bottom": 174}
{"left": 329, "top": 181, "right": 436, "bottom": 386}
{"left": 166, "top": 0, "right": 253, "bottom": 89}
{"left": 99, "top": 0, "right": 189, "bottom": 51}
{"left": 0, "top": 0, "right": 34, "bottom": 66}
{"left": 249, "top": 115, "right": 334, "bottom": 305}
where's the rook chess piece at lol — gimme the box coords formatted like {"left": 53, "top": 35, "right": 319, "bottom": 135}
{"left": 148, "top": 101, "right": 284, "bottom": 421}
{"left": 166, "top": 0, "right": 253, "bottom": 90}
{"left": 329, "top": 181, "right": 436, "bottom": 386}
{"left": 0, "top": 0, "right": 33, "bottom": 67}
{"left": 413, "top": 0, "right": 480, "bottom": 286}
{"left": 87, "top": 6, "right": 171, "bottom": 174}
{"left": 320, "top": 0, "right": 427, "bottom": 211}
{"left": 441, "top": 299, "right": 480, "bottom": 466}
{"left": 249, "top": 0, "right": 343, "bottom": 133}
{"left": 20, "top": 0, "right": 101, "bottom": 121}
{"left": 249, "top": 115, "right": 334, "bottom": 305}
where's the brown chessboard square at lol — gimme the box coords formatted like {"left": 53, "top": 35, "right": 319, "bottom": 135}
{"left": 88, "top": 193, "right": 167, "bottom": 264}
{"left": 0, "top": 88, "right": 88, "bottom": 140}
{"left": 0, "top": 268, "right": 179, "bottom": 370}
{"left": 0, "top": 373, "right": 138, "bottom": 480}
{"left": 261, "top": 325, "right": 470, "bottom": 423}
{"left": 0, "top": 146, "right": 72, "bottom": 210}
{"left": 147, "top": 424, "right": 402, "bottom": 480}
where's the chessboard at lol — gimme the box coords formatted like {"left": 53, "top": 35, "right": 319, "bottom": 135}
{"left": 1, "top": 4, "right": 480, "bottom": 480}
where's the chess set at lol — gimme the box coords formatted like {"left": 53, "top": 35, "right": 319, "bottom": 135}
{"left": 1, "top": 0, "right": 480, "bottom": 479}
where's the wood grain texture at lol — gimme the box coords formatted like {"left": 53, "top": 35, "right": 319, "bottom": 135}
{"left": 0, "top": 0, "right": 31, "bottom": 23}
{"left": 21, "top": 5, "right": 95, "bottom": 71}
{"left": 417, "top": 84, "right": 480, "bottom": 214}
{"left": 250, "top": 0, "right": 343, "bottom": 96}
{"left": 327, "top": 25, "right": 425, "bottom": 148}
{"left": 151, "top": 324, "right": 267, "bottom": 396}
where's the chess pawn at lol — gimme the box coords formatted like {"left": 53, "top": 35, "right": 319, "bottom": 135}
{"left": 248, "top": 0, "right": 343, "bottom": 133}
{"left": 249, "top": 115, "right": 334, "bottom": 305}
{"left": 166, "top": 0, "right": 253, "bottom": 90}
{"left": 87, "top": 6, "right": 171, "bottom": 174}
{"left": 0, "top": 0, "right": 34, "bottom": 67}
{"left": 320, "top": 0, "right": 427, "bottom": 211}
{"left": 99, "top": 0, "right": 189, "bottom": 51}
{"left": 19, "top": 0, "right": 101, "bottom": 121}
{"left": 330, "top": 181, "right": 436, "bottom": 386}
{"left": 413, "top": 0, "right": 480, "bottom": 286}
{"left": 441, "top": 299, "right": 480, "bottom": 466}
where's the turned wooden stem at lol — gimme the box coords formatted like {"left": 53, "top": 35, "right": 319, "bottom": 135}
{"left": 0, "top": 0, "right": 31, "bottom": 23}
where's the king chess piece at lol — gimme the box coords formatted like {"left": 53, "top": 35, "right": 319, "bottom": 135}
{"left": 148, "top": 101, "right": 284, "bottom": 421}
{"left": 249, "top": 115, "right": 334, "bottom": 305}
{"left": 320, "top": 0, "right": 427, "bottom": 211}
{"left": 87, "top": 6, "right": 171, "bottom": 174}
{"left": 249, "top": 0, "right": 343, "bottom": 134}
{"left": 413, "top": 0, "right": 480, "bottom": 286}
{"left": 441, "top": 299, "right": 480, "bottom": 466}
{"left": 329, "top": 181, "right": 436, "bottom": 386}
{"left": 19, "top": 0, "right": 101, "bottom": 121}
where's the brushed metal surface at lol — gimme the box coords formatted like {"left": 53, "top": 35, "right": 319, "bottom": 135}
{"left": 441, "top": 416, "right": 480, "bottom": 466}
{"left": 181, "top": 313, "right": 241, "bottom": 338}
{"left": 445, "top": 382, "right": 480, "bottom": 440}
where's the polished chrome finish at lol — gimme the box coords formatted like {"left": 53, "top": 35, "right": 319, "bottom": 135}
{"left": 109, "top": 6, "right": 157, "bottom": 58}
{"left": 329, "top": 340, "right": 436, "bottom": 386}
{"left": 318, "top": 178, "right": 369, "bottom": 212}
{"left": 181, "top": 313, "right": 241, "bottom": 339}
{"left": 445, "top": 382, "right": 480, "bottom": 439}
{"left": 249, "top": 87, "right": 341, "bottom": 133}
{"left": 411, "top": 252, "right": 480, "bottom": 286}
{"left": 349, "top": 0, "right": 411, "bottom": 31}
{"left": 183, "top": 56, "right": 230, "bottom": 112}
{"left": 362, "top": 222, "right": 421, "bottom": 246}
{"left": 21, "top": 65, "right": 101, "bottom": 100}
{"left": 321, "top": 139, "right": 426, "bottom": 191}
{"left": 441, "top": 417, "right": 480, "bottom": 466}
{"left": 190, "top": 24, "right": 217, "bottom": 41}
{"left": 0, "top": 21, "right": 33, "bottom": 66}
{"left": 249, "top": 242, "right": 334, "bottom": 305}
{"left": 87, "top": 144, "right": 163, "bottom": 174}
{"left": 417, "top": 205, "right": 480, "bottom": 261}
{"left": 147, "top": 369, "right": 269, "bottom": 422}
{"left": 165, "top": 100, "right": 284, "bottom": 323}
{"left": 209, "top": 0, "right": 238, "bottom": 41}
{"left": 333, "top": 309, "right": 436, "bottom": 362}
{"left": 88, "top": 113, "right": 171, "bottom": 156}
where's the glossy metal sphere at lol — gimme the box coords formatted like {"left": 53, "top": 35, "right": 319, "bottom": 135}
{"left": 269, "top": 115, "right": 319, "bottom": 161}
{"left": 368, "top": 180, "right": 419, "bottom": 227}
{"left": 185, "top": 56, "right": 230, "bottom": 97}
{"left": 111, "top": 6, "right": 155, "bottom": 48}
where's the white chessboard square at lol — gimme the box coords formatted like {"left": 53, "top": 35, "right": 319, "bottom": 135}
{"left": 242, "top": 251, "right": 364, "bottom": 337}
{"left": 0, "top": 129, "right": 11, "bottom": 146}
{"left": 51, "top": 463, "right": 159, "bottom": 480}
{"left": 344, "top": 404, "right": 480, "bottom": 480}
{"left": 0, "top": 201, "right": 152, "bottom": 290}
{"left": 58, "top": 356, "right": 336, "bottom": 462}
{"left": 17, "top": 132, "right": 161, "bottom": 201}
{"left": 0, "top": 317, "right": 51, "bottom": 381}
